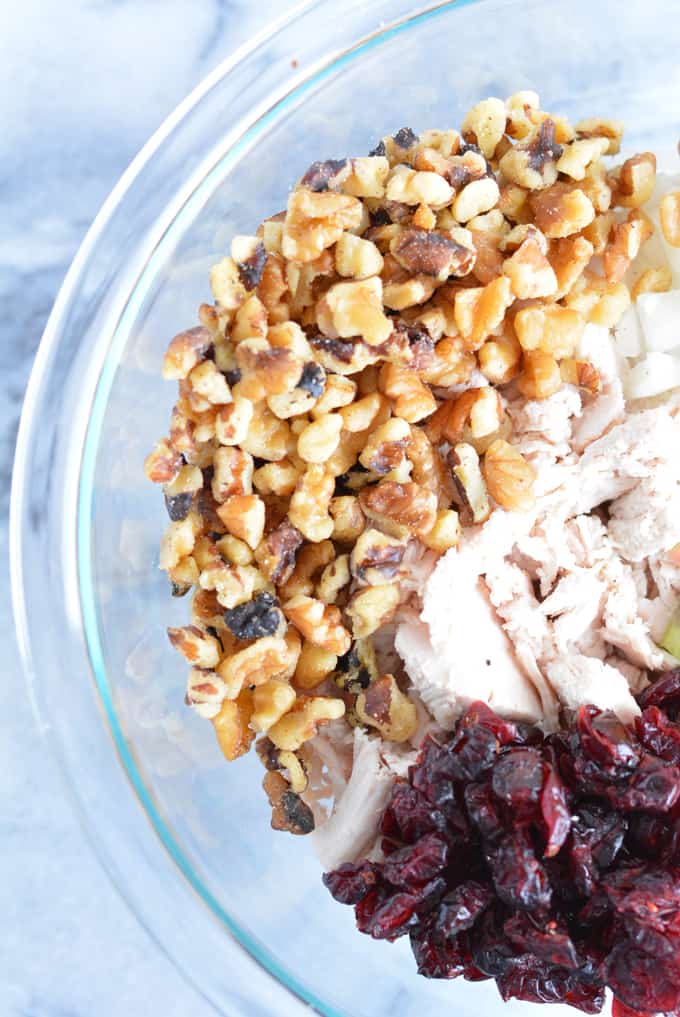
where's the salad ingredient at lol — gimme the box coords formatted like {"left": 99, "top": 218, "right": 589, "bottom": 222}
{"left": 324, "top": 687, "right": 680, "bottom": 1014}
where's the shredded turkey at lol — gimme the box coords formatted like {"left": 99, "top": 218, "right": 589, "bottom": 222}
{"left": 398, "top": 363, "right": 680, "bottom": 732}
{"left": 311, "top": 728, "right": 400, "bottom": 869}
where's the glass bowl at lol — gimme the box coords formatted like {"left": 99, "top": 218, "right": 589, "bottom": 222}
{"left": 11, "top": 1, "right": 680, "bottom": 1014}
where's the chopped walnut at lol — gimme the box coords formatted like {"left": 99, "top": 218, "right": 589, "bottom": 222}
{"left": 149, "top": 93, "right": 663, "bottom": 830}
{"left": 213, "top": 692, "right": 256, "bottom": 761}
{"left": 145, "top": 438, "right": 183, "bottom": 485}
{"left": 482, "top": 439, "right": 536, "bottom": 512}
{"left": 216, "top": 494, "right": 265, "bottom": 550}
{"left": 530, "top": 184, "right": 595, "bottom": 239}
{"left": 575, "top": 117, "right": 624, "bottom": 155}
{"left": 346, "top": 584, "right": 401, "bottom": 639}
{"left": 421, "top": 508, "right": 461, "bottom": 553}
{"left": 550, "top": 235, "right": 594, "bottom": 298}
{"left": 391, "top": 228, "right": 466, "bottom": 279}
{"left": 559, "top": 358, "right": 602, "bottom": 394}
{"left": 254, "top": 520, "right": 303, "bottom": 585}
{"left": 615, "top": 152, "right": 657, "bottom": 209}
{"left": 556, "top": 138, "right": 609, "bottom": 181}
{"left": 513, "top": 303, "right": 585, "bottom": 358}
{"left": 359, "top": 480, "right": 437, "bottom": 539}
{"left": 461, "top": 97, "right": 506, "bottom": 158}
{"left": 503, "top": 234, "right": 557, "bottom": 299}
{"left": 186, "top": 668, "right": 227, "bottom": 720}
{"left": 262, "top": 770, "right": 315, "bottom": 835}
{"left": 318, "top": 277, "right": 393, "bottom": 346}
{"left": 454, "top": 275, "right": 515, "bottom": 351}
{"left": 168, "top": 625, "right": 221, "bottom": 669}
{"left": 603, "top": 216, "right": 650, "bottom": 283}
{"left": 518, "top": 349, "right": 562, "bottom": 400}
{"left": 356, "top": 674, "right": 418, "bottom": 742}
{"left": 283, "top": 594, "right": 351, "bottom": 655}
{"left": 267, "top": 695, "right": 346, "bottom": 752}
{"left": 632, "top": 266, "right": 673, "bottom": 300}
{"left": 499, "top": 119, "right": 563, "bottom": 190}
{"left": 162, "top": 326, "right": 212, "bottom": 380}
{"left": 449, "top": 443, "right": 490, "bottom": 525}
{"left": 660, "top": 191, "right": 680, "bottom": 247}
{"left": 282, "top": 187, "right": 364, "bottom": 262}
{"left": 350, "top": 528, "right": 406, "bottom": 586}
{"left": 379, "top": 363, "right": 437, "bottom": 423}
{"left": 385, "top": 165, "right": 454, "bottom": 207}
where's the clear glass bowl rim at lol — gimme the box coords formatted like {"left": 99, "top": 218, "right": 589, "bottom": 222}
{"left": 9, "top": 3, "right": 482, "bottom": 1015}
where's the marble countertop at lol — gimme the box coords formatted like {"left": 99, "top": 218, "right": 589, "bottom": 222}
{"left": 1, "top": 2, "right": 290, "bottom": 1014}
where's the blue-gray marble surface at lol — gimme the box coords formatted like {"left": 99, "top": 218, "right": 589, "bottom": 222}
{"left": 1, "top": 3, "right": 286, "bottom": 1013}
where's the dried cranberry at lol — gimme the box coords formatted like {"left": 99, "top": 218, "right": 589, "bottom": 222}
{"left": 323, "top": 698, "right": 680, "bottom": 1009}
{"left": 504, "top": 913, "right": 580, "bottom": 969}
{"left": 322, "top": 861, "right": 380, "bottom": 905}
{"left": 626, "top": 813, "right": 671, "bottom": 861}
{"left": 638, "top": 669, "right": 680, "bottom": 713}
{"left": 363, "top": 890, "right": 421, "bottom": 940}
{"left": 635, "top": 706, "right": 680, "bottom": 764}
{"left": 447, "top": 724, "right": 499, "bottom": 782}
{"left": 606, "top": 942, "right": 680, "bottom": 1013}
{"left": 464, "top": 781, "right": 504, "bottom": 842}
{"left": 410, "top": 918, "right": 468, "bottom": 978}
{"left": 487, "top": 829, "right": 552, "bottom": 911}
{"left": 382, "top": 833, "right": 449, "bottom": 889}
{"left": 492, "top": 748, "right": 545, "bottom": 817}
{"left": 541, "top": 766, "right": 572, "bottom": 858}
{"left": 460, "top": 700, "right": 522, "bottom": 745}
{"left": 497, "top": 959, "right": 605, "bottom": 1014}
{"left": 602, "top": 866, "right": 680, "bottom": 931}
{"left": 363, "top": 877, "right": 446, "bottom": 941}
{"left": 611, "top": 1001, "right": 654, "bottom": 1017}
{"left": 617, "top": 756, "right": 680, "bottom": 814}
{"left": 382, "top": 783, "right": 447, "bottom": 843}
{"left": 569, "top": 805, "right": 627, "bottom": 898}
{"left": 577, "top": 706, "right": 641, "bottom": 779}
{"left": 469, "top": 909, "right": 518, "bottom": 977}
{"left": 354, "top": 887, "right": 383, "bottom": 934}
{"left": 435, "top": 881, "right": 493, "bottom": 938}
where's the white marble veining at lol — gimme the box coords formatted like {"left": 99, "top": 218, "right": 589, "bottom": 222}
{"left": 1, "top": 2, "right": 286, "bottom": 1014}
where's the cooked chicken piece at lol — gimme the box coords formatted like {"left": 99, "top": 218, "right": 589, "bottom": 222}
{"left": 599, "top": 549, "right": 667, "bottom": 669}
{"left": 605, "top": 654, "right": 646, "bottom": 692}
{"left": 397, "top": 560, "right": 543, "bottom": 729}
{"left": 539, "top": 570, "right": 605, "bottom": 650}
{"left": 609, "top": 470, "right": 680, "bottom": 562}
{"left": 311, "top": 728, "right": 394, "bottom": 870}
{"left": 572, "top": 325, "right": 625, "bottom": 452}
{"left": 546, "top": 655, "right": 640, "bottom": 724}
{"left": 379, "top": 741, "right": 419, "bottom": 780}
{"left": 484, "top": 560, "right": 559, "bottom": 728}
{"left": 510, "top": 387, "right": 582, "bottom": 499}
{"left": 575, "top": 407, "right": 680, "bottom": 517}
{"left": 398, "top": 397, "right": 680, "bottom": 730}
{"left": 509, "top": 385, "right": 582, "bottom": 447}
{"left": 638, "top": 554, "right": 680, "bottom": 649}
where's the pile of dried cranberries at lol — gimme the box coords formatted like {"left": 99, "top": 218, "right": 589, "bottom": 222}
{"left": 323, "top": 673, "right": 680, "bottom": 1015}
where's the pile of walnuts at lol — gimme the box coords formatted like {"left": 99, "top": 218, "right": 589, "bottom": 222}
{"left": 146, "top": 91, "right": 664, "bottom": 834}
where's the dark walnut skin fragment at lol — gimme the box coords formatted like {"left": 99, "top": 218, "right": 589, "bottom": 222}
{"left": 263, "top": 770, "right": 315, "bottom": 835}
